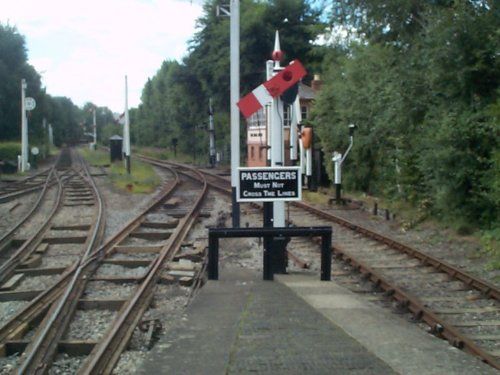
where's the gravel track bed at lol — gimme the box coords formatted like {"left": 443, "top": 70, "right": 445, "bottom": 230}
{"left": 10, "top": 188, "right": 59, "bottom": 239}
{"left": 121, "top": 237, "right": 168, "bottom": 246}
{"left": 314, "top": 203, "right": 500, "bottom": 285}
{"left": 94, "top": 264, "right": 148, "bottom": 278}
{"left": 0, "top": 301, "right": 29, "bottom": 322}
{"left": 46, "top": 244, "right": 84, "bottom": 256}
{"left": 49, "top": 354, "right": 85, "bottom": 374}
{"left": 109, "top": 252, "right": 157, "bottom": 260}
{"left": 42, "top": 255, "right": 79, "bottom": 268}
{"left": 63, "top": 309, "right": 117, "bottom": 341}
{"left": 0, "top": 194, "right": 39, "bottom": 233}
{"left": 16, "top": 275, "right": 58, "bottom": 291}
{"left": 6, "top": 161, "right": 496, "bottom": 373}
{"left": 83, "top": 281, "right": 137, "bottom": 299}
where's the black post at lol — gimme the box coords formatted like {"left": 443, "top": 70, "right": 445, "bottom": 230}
{"left": 208, "top": 226, "right": 332, "bottom": 281}
{"left": 335, "top": 183, "right": 341, "bottom": 204}
{"left": 321, "top": 231, "right": 332, "bottom": 281}
{"left": 263, "top": 202, "right": 273, "bottom": 280}
{"left": 231, "top": 188, "right": 240, "bottom": 228}
{"left": 208, "top": 235, "right": 219, "bottom": 280}
{"left": 126, "top": 155, "right": 131, "bottom": 175}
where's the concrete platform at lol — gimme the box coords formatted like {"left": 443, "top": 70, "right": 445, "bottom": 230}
{"left": 138, "top": 267, "right": 499, "bottom": 374}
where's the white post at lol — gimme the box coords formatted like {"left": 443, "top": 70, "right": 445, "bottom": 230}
{"left": 270, "top": 31, "right": 285, "bottom": 227}
{"left": 290, "top": 95, "right": 301, "bottom": 161}
{"left": 208, "top": 98, "right": 215, "bottom": 166}
{"left": 230, "top": 0, "right": 240, "bottom": 227}
{"left": 265, "top": 60, "right": 274, "bottom": 163}
{"left": 48, "top": 124, "right": 54, "bottom": 148}
{"left": 20, "top": 79, "right": 28, "bottom": 172}
{"left": 124, "top": 75, "right": 131, "bottom": 174}
{"left": 42, "top": 118, "right": 47, "bottom": 158}
{"left": 92, "top": 107, "right": 97, "bottom": 148}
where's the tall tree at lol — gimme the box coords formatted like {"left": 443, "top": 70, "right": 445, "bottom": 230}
{"left": 313, "top": 0, "right": 499, "bottom": 226}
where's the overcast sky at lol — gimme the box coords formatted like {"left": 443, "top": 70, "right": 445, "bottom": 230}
{"left": 1, "top": 0, "right": 204, "bottom": 113}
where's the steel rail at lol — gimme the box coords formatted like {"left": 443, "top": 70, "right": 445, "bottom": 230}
{"left": 0, "top": 169, "right": 55, "bottom": 248}
{"left": 0, "top": 151, "right": 69, "bottom": 246}
{"left": 0, "top": 168, "right": 53, "bottom": 203}
{"left": 331, "top": 243, "right": 500, "bottom": 370}
{"left": 174, "top": 162, "right": 500, "bottom": 369}
{"left": 294, "top": 200, "right": 500, "bottom": 301}
{"left": 78, "top": 166, "right": 208, "bottom": 374}
{"left": 0, "top": 171, "right": 65, "bottom": 285}
{"left": 14, "top": 162, "right": 181, "bottom": 374}
{"left": 73, "top": 149, "right": 106, "bottom": 260}
{"left": 145, "top": 162, "right": 500, "bottom": 300}
{"left": 131, "top": 157, "right": 500, "bottom": 369}
{"left": 13, "top": 149, "right": 107, "bottom": 375}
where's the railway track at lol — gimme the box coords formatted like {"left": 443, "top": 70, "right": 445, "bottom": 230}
{"left": 169, "top": 163, "right": 500, "bottom": 371}
{"left": 0, "top": 169, "right": 54, "bottom": 204}
{"left": 0, "top": 148, "right": 106, "bottom": 373}
{"left": 2, "top": 151, "right": 498, "bottom": 372}
{"left": 0, "top": 156, "right": 211, "bottom": 374}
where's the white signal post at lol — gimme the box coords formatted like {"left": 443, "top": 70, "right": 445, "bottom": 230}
{"left": 124, "top": 75, "right": 131, "bottom": 174}
{"left": 92, "top": 107, "right": 97, "bottom": 148}
{"left": 208, "top": 98, "right": 216, "bottom": 167}
{"left": 270, "top": 31, "right": 285, "bottom": 227}
{"left": 230, "top": 0, "right": 241, "bottom": 226}
{"left": 20, "top": 79, "right": 28, "bottom": 172}
{"left": 237, "top": 33, "right": 307, "bottom": 228}
{"left": 218, "top": 1, "right": 240, "bottom": 226}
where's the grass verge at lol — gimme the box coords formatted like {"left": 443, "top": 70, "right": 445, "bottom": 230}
{"left": 80, "top": 147, "right": 161, "bottom": 193}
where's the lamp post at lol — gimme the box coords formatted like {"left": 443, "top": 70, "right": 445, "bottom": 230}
{"left": 332, "top": 124, "right": 356, "bottom": 203}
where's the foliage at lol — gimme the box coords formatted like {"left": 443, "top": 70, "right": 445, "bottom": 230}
{"left": 80, "top": 147, "right": 161, "bottom": 193}
{"left": 1, "top": 1, "right": 498, "bottom": 232}
{"left": 0, "top": 142, "right": 21, "bottom": 161}
{"left": 0, "top": 23, "right": 122, "bottom": 150}
{"left": 131, "top": 0, "right": 325, "bottom": 164}
{"left": 312, "top": 0, "right": 499, "bottom": 228}
{"left": 0, "top": 24, "right": 43, "bottom": 143}
{"left": 108, "top": 159, "right": 161, "bottom": 194}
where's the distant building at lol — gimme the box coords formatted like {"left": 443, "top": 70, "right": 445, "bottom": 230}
{"left": 246, "top": 75, "right": 321, "bottom": 167}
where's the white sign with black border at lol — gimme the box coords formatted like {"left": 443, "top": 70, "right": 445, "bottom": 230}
{"left": 237, "top": 166, "right": 301, "bottom": 202}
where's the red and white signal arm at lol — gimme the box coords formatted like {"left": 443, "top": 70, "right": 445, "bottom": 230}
{"left": 237, "top": 60, "right": 307, "bottom": 118}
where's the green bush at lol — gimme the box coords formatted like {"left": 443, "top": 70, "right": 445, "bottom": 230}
{"left": 0, "top": 142, "right": 21, "bottom": 161}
